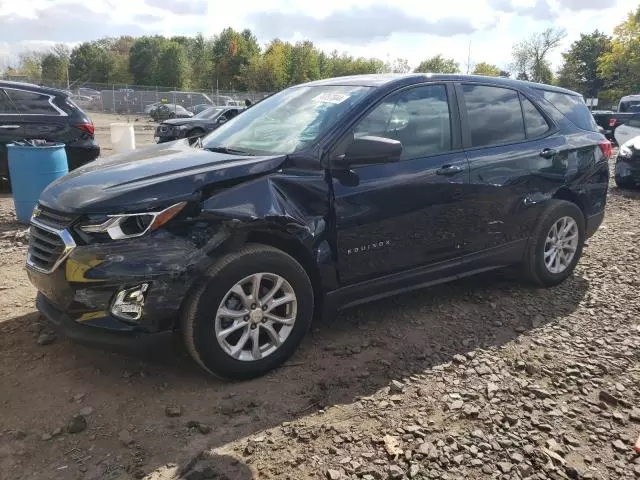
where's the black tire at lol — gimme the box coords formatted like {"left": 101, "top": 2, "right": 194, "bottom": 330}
{"left": 181, "top": 244, "right": 314, "bottom": 380}
{"left": 615, "top": 176, "right": 635, "bottom": 189}
{"left": 522, "top": 200, "right": 585, "bottom": 287}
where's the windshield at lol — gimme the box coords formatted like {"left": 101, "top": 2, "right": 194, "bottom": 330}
{"left": 620, "top": 100, "right": 640, "bottom": 112}
{"left": 196, "top": 107, "right": 225, "bottom": 119}
{"left": 202, "top": 85, "right": 373, "bottom": 155}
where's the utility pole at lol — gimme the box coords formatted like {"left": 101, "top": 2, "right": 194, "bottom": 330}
{"left": 466, "top": 40, "right": 471, "bottom": 74}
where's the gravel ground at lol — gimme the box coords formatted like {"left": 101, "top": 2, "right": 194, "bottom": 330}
{"left": 0, "top": 145, "right": 639, "bottom": 480}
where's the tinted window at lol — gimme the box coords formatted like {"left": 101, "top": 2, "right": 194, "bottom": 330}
{"left": 354, "top": 84, "right": 451, "bottom": 159}
{"left": 5, "top": 89, "right": 59, "bottom": 115}
{"left": 628, "top": 114, "right": 640, "bottom": 128}
{"left": 462, "top": 85, "right": 525, "bottom": 147}
{"left": 521, "top": 96, "right": 549, "bottom": 137}
{"left": 0, "top": 90, "right": 17, "bottom": 114}
{"left": 538, "top": 90, "right": 597, "bottom": 131}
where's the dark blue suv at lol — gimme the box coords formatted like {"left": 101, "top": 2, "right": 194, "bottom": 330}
{"left": 26, "top": 74, "right": 610, "bottom": 380}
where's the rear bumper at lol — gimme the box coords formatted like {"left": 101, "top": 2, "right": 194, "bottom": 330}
{"left": 65, "top": 144, "right": 100, "bottom": 170}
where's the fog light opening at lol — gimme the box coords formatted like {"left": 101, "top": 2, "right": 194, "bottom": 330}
{"left": 111, "top": 283, "right": 149, "bottom": 321}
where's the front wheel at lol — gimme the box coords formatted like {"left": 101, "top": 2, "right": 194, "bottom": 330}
{"left": 522, "top": 200, "right": 585, "bottom": 287}
{"left": 182, "top": 244, "right": 314, "bottom": 380}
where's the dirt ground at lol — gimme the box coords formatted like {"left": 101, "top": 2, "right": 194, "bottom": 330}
{"left": 89, "top": 112, "right": 157, "bottom": 154}
{"left": 0, "top": 120, "right": 639, "bottom": 480}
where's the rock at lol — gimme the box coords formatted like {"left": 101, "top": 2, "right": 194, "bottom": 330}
{"left": 389, "top": 380, "right": 405, "bottom": 394}
{"left": 388, "top": 465, "right": 404, "bottom": 479}
{"left": 630, "top": 409, "right": 640, "bottom": 423}
{"left": 530, "top": 387, "right": 552, "bottom": 399}
{"left": 417, "top": 388, "right": 429, "bottom": 398}
{"left": 79, "top": 407, "right": 93, "bottom": 416}
{"left": 615, "top": 383, "right": 625, "bottom": 392}
{"left": 612, "top": 439, "right": 627, "bottom": 452}
{"left": 165, "top": 405, "right": 183, "bottom": 417}
{"left": 197, "top": 424, "right": 212, "bottom": 434}
{"left": 384, "top": 435, "right": 402, "bottom": 456}
{"left": 452, "top": 354, "right": 466, "bottom": 364}
{"left": 326, "top": 469, "right": 342, "bottom": 480}
{"left": 67, "top": 415, "right": 87, "bottom": 434}
{"left": 417, "top": 442, "right": 438, "bottom": 459}
{"left": 486, "top": 382, "right": 499, "bottom": 398}
{"left": 563, "top": 434, "right": 580, "bottom": 447}
{"left": 37, "top": 333, "right": 56, "bottom": 346}
{"left": 452, "top": 454, "right": 464, "bottom": 465}
{"left": 449, "top": 400, "right": 464, "bottom": 410}
{"left": 546, "top": 439, "right": 564, "bottom": 454}
{"left": 598, "top": 390, "right": 620, "bottom": 406}
{"left": 409, "top": 464, "right": 420, "bottom": 478}
{"left": 523, "top": 444, "right": 535, "bottom": 456}
{"left": 118, "top": 429, "right": 134, "bottom": 446}
{"left": 498, "top": 462, "right": 513, "bottom": 473}
{"left": 510, "top": 453, "right": 524, "bottom": 463}
{"left": 41, "top": 433, "right": 52, "bottom": 441}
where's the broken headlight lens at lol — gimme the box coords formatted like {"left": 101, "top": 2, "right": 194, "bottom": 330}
{"left": 80, "top": 202, "right": 186, "bottom": 240}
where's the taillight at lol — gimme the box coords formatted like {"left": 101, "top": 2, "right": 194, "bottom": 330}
{"left": 608, "top": 118, "right": 617, "bottom": 127}
{"left": 74, "top": 122, "right": 95, "bottom": 136}
{"left": 599, "top": 140, "right": 612, "bottom": 159}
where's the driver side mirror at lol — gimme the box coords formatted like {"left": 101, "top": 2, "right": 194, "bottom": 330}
{"left": 333, "top": 135, "right": 402, "bottom": 168}
{"left": 217, "top": 117, "right": 228, "bottom": 124}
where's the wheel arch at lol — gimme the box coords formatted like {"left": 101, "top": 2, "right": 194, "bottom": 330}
{"left": 552, "top": 187, "right": 587, "bottom": 220}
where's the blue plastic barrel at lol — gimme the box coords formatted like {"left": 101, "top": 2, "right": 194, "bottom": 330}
{"left": 7, "top": 143, "right": 68, "bottom": 223}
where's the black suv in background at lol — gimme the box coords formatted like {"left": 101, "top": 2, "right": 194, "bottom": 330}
{"left": 155, "top": 106, "right": 244, "bottom": 144}
{"left": 0, "top": 81, "right": 100, "bottom": 190}
{"left": 26, "top": 74, "right": 609, "bottom": 380}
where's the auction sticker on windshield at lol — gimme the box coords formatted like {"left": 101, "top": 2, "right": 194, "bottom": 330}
{"left": 312, "top": 92, "right": 350, "bottom": 104}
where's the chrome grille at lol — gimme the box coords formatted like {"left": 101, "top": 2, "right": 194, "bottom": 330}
{"left": 26, "top": 220, "right": 76, "bottom": 274}
{"left": 33, "top": 204, "right": 77, "bottom": 230}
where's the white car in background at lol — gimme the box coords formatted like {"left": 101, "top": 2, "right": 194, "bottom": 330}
{"left": 614, "top": 112, "right": 640, "bottom": 146}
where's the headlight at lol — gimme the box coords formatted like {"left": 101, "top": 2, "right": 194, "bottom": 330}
{"left": 80, "top": 202, "right": 186, "bottom": 240}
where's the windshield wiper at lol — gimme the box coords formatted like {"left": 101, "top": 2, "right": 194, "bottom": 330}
{"left": 205, "top": 146, "right": 254, "bottom": 156}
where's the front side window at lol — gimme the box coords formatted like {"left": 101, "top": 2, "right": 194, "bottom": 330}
{"left": 5, "top": 89, "right": 60, "bottom": 115}
{"left": 202, "top": 85, "right": 373, "bottom": 155}
{"left": 354, "top": 84, "right": 452, "bottom": 159}
{"left": 521, "top": 96, "right": 550, "bottom": 138}
{"left": 462, "top": 84, "right": 525, "bottom": 147}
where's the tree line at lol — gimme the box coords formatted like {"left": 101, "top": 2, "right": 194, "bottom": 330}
{"left": 3, "top": 6, "right": 640, "bottom": 104}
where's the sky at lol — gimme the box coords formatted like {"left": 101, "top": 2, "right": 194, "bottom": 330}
{"left": 0, "top": 0, "right": 638, "bottom": 74}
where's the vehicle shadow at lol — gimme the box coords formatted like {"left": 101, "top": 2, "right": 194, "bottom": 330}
{"left": 609, "top": 185, "right": 640, "bottom": 199}
{"left": 0, "top": 268, "right": 589, "bottom": 480}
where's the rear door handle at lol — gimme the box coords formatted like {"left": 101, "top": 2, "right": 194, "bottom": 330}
{"left": 0, "top": 125, "right": 20, "bottom": 129}
{"left": 436, "top": 164, "right": 464, "bottom": 176}
{"left": 540, "top": 148, "right": 557, "bottom": 159}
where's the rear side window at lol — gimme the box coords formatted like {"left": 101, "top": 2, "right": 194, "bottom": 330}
{"left": 521, "top": 96, "right": 549, "bottom": 137}
{"left": 5, "top": 89, "right": 61, "bottom": 115}
{"left": 462, "top": 84, "right": 525, "bottom": 147}
{"left": 538, "top": 90, "right": 597, "bottom": 131}
{"left": 0, "top": 90, "right": 17, "bottom": 114}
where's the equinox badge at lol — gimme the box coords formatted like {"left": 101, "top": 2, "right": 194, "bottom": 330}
{"left": 347, "top": 240, "right": 391, "bottom": 255}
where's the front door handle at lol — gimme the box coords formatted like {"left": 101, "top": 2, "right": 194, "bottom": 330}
{"left": 540, "top": 148, "right": 557, "bottom": 159}
{"left": 0, "top": 125, "right": 20, "bottom": 129}
{"left": 436, "top": 164, "right": 464, "bottom": 176}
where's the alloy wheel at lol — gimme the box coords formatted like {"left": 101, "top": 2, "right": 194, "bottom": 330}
{"left": 543, "top": 216, "right": 579, "bottom": 274}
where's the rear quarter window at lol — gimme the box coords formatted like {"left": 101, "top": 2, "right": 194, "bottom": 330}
{"left": 537, "top": 90, "right": 597, "bottom": 132}
{"left": 5, "top": 89, "right": 62, "bottom": 116}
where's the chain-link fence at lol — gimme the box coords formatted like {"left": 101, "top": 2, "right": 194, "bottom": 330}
{"left": 4, "top": 77, "right": 273, "bottom": 116}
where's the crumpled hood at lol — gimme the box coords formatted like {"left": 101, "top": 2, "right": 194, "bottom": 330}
{"left": 39, "top": 140, "right": 287, "bottom": 214}
{"left": 160, "top": 118, "right": 199, "bottom": 127}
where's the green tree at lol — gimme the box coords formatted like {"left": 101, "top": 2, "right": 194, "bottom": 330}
{"left": 472, "top": 62, "right": 501, "bottom": 76}
{"left": 287, "top": 41, "right": 321, "bottom": 84}
{"left": 414, "top": 55, "right": 460, "bottom": 73}
{"left": 16, "top": 52, "right": 44, "bottom": 82}
{"left": 155, "top": 41, "right": 190, "bottom": 88}
{"left": 245, "top": 39, "right": 290, "bottom": 91}
{"left": 598, "top": 7, "right": 640, "bottom": 105}
{"left": 69, "top": 42, "right": 114, "bottom": 83}
{"left": 557, "top": 31, "right": 611, "bottom": 97}
{"left": 212, "top": 27, "right": 260, "bottom": 90}
{"left": 511, "top": 28, "right": 566, "bottom": 84}
{"left": 188, "top": 33, "right": 214, "bottom": 89}
{"left": 383, "top": 58, "right": 411, "bottom": 73}
{"left": 129, "top": 36, "right": 165, "bottom": 85}
{"left": 41, "top": 53, "right": 67, "bottom": 85}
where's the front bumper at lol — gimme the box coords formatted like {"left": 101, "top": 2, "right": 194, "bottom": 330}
{"left": 615, "top": 158, "right": 640, "bottom": 185}
{"left": 27, "top": 227, "right": 222, "bottom": 336}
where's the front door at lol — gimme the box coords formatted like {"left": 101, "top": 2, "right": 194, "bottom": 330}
{"left": 331, "top": 83, "right": 472, "bottom": 285}
{"left": 0, "top": 89, "right": 22, "bottom": 187}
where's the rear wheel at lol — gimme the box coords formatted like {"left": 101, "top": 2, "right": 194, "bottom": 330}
{"left": 522, "top": 200, "right": 585, "bottom": 287}
{"left": 187, "top": 128, "right": 205, "bottom": 145}
{"left": 182, "top": 244, "right": 314, "bottom": 380}
{"left": 615, "top": 176, "right": 636, "bottom": 189}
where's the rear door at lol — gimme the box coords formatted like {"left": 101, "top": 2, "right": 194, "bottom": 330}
{"left": 0, "top": 89, "right": 22, "bottom": 184}
{"left": 457, "top": 83, "right": 562, "bottom": 264}
{"left": 4, "top": 88, "right": 69, "bottom": 144}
